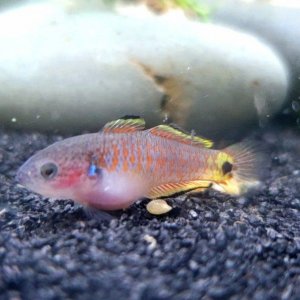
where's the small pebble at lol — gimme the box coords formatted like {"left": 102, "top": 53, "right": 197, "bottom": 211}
{"left": 189, "top": 210, "right": 198, "bottom": 218}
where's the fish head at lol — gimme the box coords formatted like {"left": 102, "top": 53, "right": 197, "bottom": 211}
{"left": 16, "top": 133, "right": 148, "bottom": 210}
{"left": 16, "top": 135, "right": 92, "bottom": 200}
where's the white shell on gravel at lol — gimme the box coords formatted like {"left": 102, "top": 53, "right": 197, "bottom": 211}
{"left": 146, "top": 199, "right": 172, "bottom": 215}
{"left": 0, "top": 2, "right": 289, "bottom": 138}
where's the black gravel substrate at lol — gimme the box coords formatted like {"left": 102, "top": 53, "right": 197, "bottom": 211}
{"left": 1, "top": 125, "right": 300, "bottom": 300}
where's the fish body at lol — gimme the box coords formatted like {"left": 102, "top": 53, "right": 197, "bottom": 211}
{"left": 17, "top": 117, "right": 262, "bottom": 211}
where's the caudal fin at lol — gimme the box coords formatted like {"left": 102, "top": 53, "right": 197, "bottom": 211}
{"left": 213, "top": 141, "right": 267, "bottom": 195}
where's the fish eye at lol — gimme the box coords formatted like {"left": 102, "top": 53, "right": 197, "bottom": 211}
{"left": 40, "top": 162, "right": 58, "bottom": 180}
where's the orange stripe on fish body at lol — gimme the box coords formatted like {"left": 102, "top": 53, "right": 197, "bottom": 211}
{"left": 121, "top": 140, "right": 129, "bottom": 172}
{"left": 136, "top": 145, "right": 143, "bottom": 173}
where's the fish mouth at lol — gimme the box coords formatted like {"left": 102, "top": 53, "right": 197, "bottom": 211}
{"left": 16, "top": 170, "right": 28, "bottom": 186}
{"left": 16, "top": 164, "right": 34, "bottom": 187}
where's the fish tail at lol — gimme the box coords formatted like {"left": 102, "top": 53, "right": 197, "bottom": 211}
{"left": 213, "top": 141, "right": 267, "bottom": 195}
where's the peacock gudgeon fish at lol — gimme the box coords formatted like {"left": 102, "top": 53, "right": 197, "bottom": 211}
{"left": 16, "top": 117, "right": 262, "bottom": 213}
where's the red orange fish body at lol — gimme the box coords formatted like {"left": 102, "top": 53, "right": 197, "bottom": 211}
{"left": 17, "top": 117, "right": 262, "bottom": 211}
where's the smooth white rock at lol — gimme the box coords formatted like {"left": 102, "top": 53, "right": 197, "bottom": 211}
{"left": 211, "top": 0, "right": 300, "bottom": 105}
{"left": 0, "top": 2, "right": 289, "bottom": 138}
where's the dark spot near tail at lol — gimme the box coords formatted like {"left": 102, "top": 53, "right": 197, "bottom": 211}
{"left": 222, "top": 161, "right": 233, "bottom": 175}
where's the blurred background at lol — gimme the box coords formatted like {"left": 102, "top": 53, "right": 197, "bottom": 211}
{"left": 0, "top": 0, "right": 299, "bottom": 141}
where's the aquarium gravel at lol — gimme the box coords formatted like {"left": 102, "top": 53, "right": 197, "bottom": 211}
{"left": 1, "top": 124, "right": 300, "bottom": 299}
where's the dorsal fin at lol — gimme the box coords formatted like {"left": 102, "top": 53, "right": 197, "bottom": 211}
{"left": 149, "top": 124, "right": 213, "bottom": 148}
{"left": 102, "top": 116, "right": 145, "bottom": 133}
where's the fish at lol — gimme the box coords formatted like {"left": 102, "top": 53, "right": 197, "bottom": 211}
{"left": 16, "top": 116, "right": 263, "bottom": 212}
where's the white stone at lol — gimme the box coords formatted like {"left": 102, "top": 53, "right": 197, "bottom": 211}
{"left": 211, "top": 0, "right": 300, "bottom": 109}
{"left": 0, "top": 2, "right": 289, "bottom": 138}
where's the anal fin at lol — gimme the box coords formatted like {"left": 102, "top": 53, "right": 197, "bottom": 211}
{"left": 147, "top": 180, "right": 212, "bottom": 199}
{"left": 186, "top": 186, "right": 211, "bottom": 194}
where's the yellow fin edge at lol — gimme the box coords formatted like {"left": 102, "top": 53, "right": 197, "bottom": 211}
{"left": 147, "top": 180, "right": 212, "bottom": 199}
{"left": 149, "top": 125, "right": 213, "bottom": 148}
